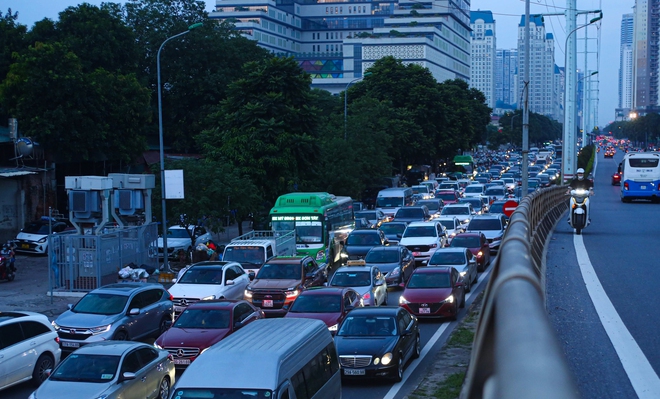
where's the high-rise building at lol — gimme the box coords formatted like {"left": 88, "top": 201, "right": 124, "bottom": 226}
{"left": 632, "top": 0, "right": 660, "bottom": 112}
{"left": 517, "top": 16, "right": 558, "bottom": 120}
{"left": 209, "top": 0, "right": 471, "bottom": 94}
{"left": 495, "top": 49, "right": 518, "bottom": 108}
{"left": 619, "top": 13, "right": 634, "bottom": 112}
{"left": 470, "top": 11, "right": 496, "bottom": 108}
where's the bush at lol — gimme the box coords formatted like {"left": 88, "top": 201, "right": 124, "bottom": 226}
{"left": 577, "top": 144, "right": 595, "bottom": 175}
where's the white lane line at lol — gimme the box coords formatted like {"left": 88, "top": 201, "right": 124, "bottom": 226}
{"left": 382, "top": 268, "right": 492, "bottom": 399}
{"left": 574, "top": 234, "right": 660, "bottom": 398}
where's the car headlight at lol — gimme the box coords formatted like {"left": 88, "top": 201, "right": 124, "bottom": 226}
{"left": 244, "top": 289, "right": 253, "bottom": 299}
{"left": 51, "top": 320, "right": 60, "bottom": 331}
{"left": 459, "top": 271, "right": 467, "bottom": 277}
{"left": 381, "top": 352, "right": 393, "bottom": 365}
{"left": 399, "top": 296, "right": 409, "bottom": 305}
{"left": 493, "top": 236, "right": 502, "bottom": 241}
{"left": 201, "top": 295, "right": 216, "bottom": 301}
{"left": 38, "top": 237, "right": 48, "bottom": 243}
{"left": 362, "top": 291, "right": 371, "bottom": 300}
{"left": 285, "top": 290, "right": 300, "bottom": 299}
{"left": 328, "top": 324, "right": 338, "bottom": 332}
{"left": 445, "top": 295, "right": 455, "bottom": 304}
{"left": 477, "top": 251, "right": 483, "bottom": 257}
{"left": 390, "top": 267, "right": 400, "bottom": 277}
{"left": 90, "top": 324, "right": 111, "bottom": 335}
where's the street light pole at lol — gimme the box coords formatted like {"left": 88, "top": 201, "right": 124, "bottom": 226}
{"left": 157, "top": 22, "right": 203, "bottom": 272}
{"left": 344, "top": 72, "right": 372, "bottom": 141}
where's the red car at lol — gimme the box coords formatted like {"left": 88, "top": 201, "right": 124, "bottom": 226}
{"left": 612, "top": 172, "right": 622, "bottom": 185}
{"left": 284, "top": 287, "right": 362, "bottom": 334}
{"left": 449, "top": 232, "right": 491, "bottom": 272}
{"left": 435, "top": 190, "right": 460, "bottom": 205}
{"left": 155, "top": 299, "right": 264, "bottom": 368}
{"left": 398, "top": 266, "right": 465, "bottom": 320}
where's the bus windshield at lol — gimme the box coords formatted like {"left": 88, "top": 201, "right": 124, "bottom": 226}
{"left": 272, "top": 220, "right": 323, "bottom": 244}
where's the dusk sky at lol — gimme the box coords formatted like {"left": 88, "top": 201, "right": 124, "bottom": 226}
{"left": 11, "top": 0, "right": 635, "bottom": 126}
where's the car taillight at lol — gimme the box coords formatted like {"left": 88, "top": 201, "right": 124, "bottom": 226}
{"left": 624, "top": 182, "right": 629, "bottom": 190}
{"left": 168, "top": 291, "right": 173, "bottom": 301}
{"left": 54, "top": 336, "right": 60, "bottom": 344}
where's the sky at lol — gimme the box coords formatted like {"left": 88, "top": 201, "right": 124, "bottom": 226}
{"left": 9, "top": 0, "right": 633, "bottom": 127}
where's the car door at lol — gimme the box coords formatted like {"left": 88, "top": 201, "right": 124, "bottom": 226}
{"left": 19, "top": 321, "right": 53, "bottom": 380}
{"left": 303, "top": 259, "right": 322, "bottom": 287}
{"left": 117, "top": 350, "right": 146, "bottom": 399}
{"left": 232, "top": 303, "right": 257, "bottom": 331}
{"left": 228, "top": 266, "right": 248, "bottom": 299}
{"left": 400, "top": 247, "right": 413, "bottom": 282}
{"left": 128, "top": 290, "right": 160, "bottom": 339}
{"left": 395, "top": 311, "right": 413, "bottom": 361}
{"left": 0, "top": 321, "right": 28, "bottom": 388}
{"left": 136, "top": 347, "right": 162, "bottom": 399}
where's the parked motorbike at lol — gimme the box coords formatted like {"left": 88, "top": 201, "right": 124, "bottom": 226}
{"left": 0, "top": 245, "right": 15, "bottom": 281}
{"left": 568, "top": 189, "right": 592, "bottom": 235}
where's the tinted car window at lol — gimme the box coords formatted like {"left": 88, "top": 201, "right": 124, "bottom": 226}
{"left": 74, "top": 293, "right": 129, "bottom": 315}
{"left": 0, "top": 322, "right": 24, "bottom": 348}
{"left": 21, "top": 320, "right": 51, "bottom": 339}
{"left": 137, "top": 347, "right": 158, "bottom": 366}
{"left": 120, "top": 351, "right": 142, "bottom": 374}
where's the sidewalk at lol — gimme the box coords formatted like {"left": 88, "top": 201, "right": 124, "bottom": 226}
{"left": 0, "top": 221, "right": 254, "bottom": 320}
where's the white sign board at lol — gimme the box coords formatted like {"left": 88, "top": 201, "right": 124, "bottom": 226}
{"left": 164, "top": 169, "right": 184, "bottom": 199}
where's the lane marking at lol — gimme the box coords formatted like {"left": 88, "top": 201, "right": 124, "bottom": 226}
{"left": 382, "top": 267, "right": 492, "bottom": 399}
{"left": 574, "top": 234, "right": 660, "bottom": 398}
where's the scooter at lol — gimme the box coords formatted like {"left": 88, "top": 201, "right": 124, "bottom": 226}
{"left": 568, "top": 189, "right": 592, "bottom": 235}
{"left": 0, "top": 253, "right": 15, "bottom": 281}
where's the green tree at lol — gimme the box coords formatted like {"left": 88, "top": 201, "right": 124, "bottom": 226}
{"left": 200, "top": 56, "right": 320, "bottom": 204}
{"left": 0, "top": 9, "right": 27, "bottom": 121}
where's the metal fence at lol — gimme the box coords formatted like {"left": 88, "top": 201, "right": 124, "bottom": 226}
{"left": 49, "top": 223, "right": 159, "bottom": 292}
{"left": 464, "top": 186, "right": 578, "bottom": 399}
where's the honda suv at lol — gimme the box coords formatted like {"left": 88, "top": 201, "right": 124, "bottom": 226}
{"left": 399, "top": 221, "right": 448, "bottom": 266}
{"left": 465, "top": 214, "right": 507, "bottom": 254}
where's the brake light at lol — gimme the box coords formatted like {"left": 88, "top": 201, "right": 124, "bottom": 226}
{"left": 624, "top": 182, "right": 629, "bottom": 191}
{"left": 168, "top": 291, "right": 173, "bottom": 301}
{"left": 54, "top": 336, "right": 60, "bottom": 344}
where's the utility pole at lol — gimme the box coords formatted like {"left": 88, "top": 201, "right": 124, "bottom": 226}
{"left": 522, "top": 0, "right": 530, "bottom": 194}
{"left": 562, "top": 0, "right": 577, "bottom": 183}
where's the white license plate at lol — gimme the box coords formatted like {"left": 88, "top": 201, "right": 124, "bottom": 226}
{"left": 263, "top": 299, "right": 273, "bottom": 308}
{"left": 419, "top": 307, "right": 431, "bottom": 314}
{"left": 413, "top": 252, "right": 422, "bottom": 256}
{"left": 641, "top": 185, "right": 647, "bottom": 189}
{"left": 62, "top": 342, "right": 80, "bottom": 348}
{"left": 344, "top": 368, "right": 365, "bottom": 376}
{"left": 174, "top": 359, "right": 190, "bottom": 365}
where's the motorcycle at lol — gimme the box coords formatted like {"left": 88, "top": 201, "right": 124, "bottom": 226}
{"left": 568, "top": 189, "right": 592, "bottom": 235}
{"left": 0, "top": 253, "right": 15, "bottom": 282}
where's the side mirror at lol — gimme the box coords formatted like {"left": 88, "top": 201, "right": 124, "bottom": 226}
{"left": 128, "top": 308, "right": 140, "bottom": 316}
{"left": 323, "top": 282, "right": 329, "bottom": 286}
{"left": 44, "top": 369, "right": 52, "bottom": 377}
{"left": 454, "top": 281, "right": 464, "bottom": 288}
{"left": 234, "top": 321, "right": 243, "bottom": 329}
{"left": 396, "top": 233, "right": 402, "bottom": 238}
{"left": 120, "top": 372, "right": 137, "bottom": 382}
{"left": 171, "top": 278, "right": 178, "bottom": 283}
{"left": 374, "top": 280, "right": 384, "bottom": 287}
{"left": 67, "top": 304, "right": 73, "bottom": 310}
{"left": 344, "top": 305, "right": 354, "bottom": 312}
{"left": 248, "top": 272, "right": 256, "bottom": 281}
{"left": 305, "top": 272, "right": 314, "bottom": 279}
{"left": 226, "top": 279, "right": 235, "bottom": 286}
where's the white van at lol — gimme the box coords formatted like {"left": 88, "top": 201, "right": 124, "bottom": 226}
{"left": 376, "top": 187, "right": 414, "bottom": 217}
{"left": 170, "top": 318, "right": 341, "bottom": 399}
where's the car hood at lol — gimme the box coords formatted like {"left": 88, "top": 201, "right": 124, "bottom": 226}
{"left": 284, "top": 312, "right": 342, "bottom": 327}
{"left": 157, "top": 237, "right": 191, "bottom": 248}
{"left": 55, "top": 311, "right": 121, "bottom": 328}
{"left": 169, "top": 283, "right": 227, "bottom": 298}
{"left": 37, "top": 380, "right": 113, "bottom": 398}
{"left": 399, "top": 237, "right": 438, "bottom": 246}
{"left": 402, "top": 287, "right": 453, "bottom": 302}
{"left": 468, "top": 230, "right": 503, "bottom": 239}
{"left": 344, "top": 245, "right": 378, "bottom": 255}
{"left": 335, "top": 335, "right": 398, "bottom": 355}
{"left": 250, "top": 279, "right": 300, "bottom": 290}
{"left": 16, "top": 232, "right": 47, "bottom": 241}
{"left": 156, "top": 327, "right": 230, "bottom": 348}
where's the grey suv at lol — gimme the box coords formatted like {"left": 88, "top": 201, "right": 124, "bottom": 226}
{"left": 52, "top": 283, "right": 174, "bottom": 352}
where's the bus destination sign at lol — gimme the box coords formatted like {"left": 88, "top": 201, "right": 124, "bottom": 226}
{"left": 272, "top": 215, "right": 321, "bottom": 221}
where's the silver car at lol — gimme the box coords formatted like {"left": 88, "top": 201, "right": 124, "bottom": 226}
{"left": 28, "top": 341, "right": 175, "bottom": 399}
{"left": 427, "top": 248, "right": 478, "bottom": 292}
{"left": 52, "top": 283, "right": 174, "bottom": 352}
{"left": 328, "top": 262, "right": 388, "bottom": 306}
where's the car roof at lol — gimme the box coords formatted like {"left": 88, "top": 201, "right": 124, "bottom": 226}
{"left": 413, "top": 266, "right": 452, "bottom": 274}
{"left": 301, "top": 287, "right": 352, "bottom": 295}
{"left": 267, "top": 256, "right": 307, "bottom": 263}
{"left": 470, "top": 214, "right": 502, "bottom": 220}
{"left": 0, "top": 311, "right": 49, "bottom": 325}
{"left": 349, "top": 229, "right": 381, "bottom": 235}
{"left": 367, "top": 245, "right": 400, "bottom": 252}
{"left": 454, "top": 232, "right": 483, "bottom": 237}
{"left": 188, "top": 261, "right": 239, "bottom": 269}
{"left": 73, "top": 341, "right": 146, "bottom": 355}
{"left": 346, "top": 307, "right": 400, "bottom": 317}
{"left": 93, "top": 282, "right": 163, "bottom": 295}
{"left": 444, "top": 203, "right": 470, "bottom": 208}
{"left": 335, "top": 265, "right": 372, "bottom": 272}
{"left": 433, "top": 247, "right": 467, "bottom": 253}
{"left": 407, "top": 221, "right": 437, "bottom": 227}
{"left": 186, "top": 299, "right": 245, "bottom": 310}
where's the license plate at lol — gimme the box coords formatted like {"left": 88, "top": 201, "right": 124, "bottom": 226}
{"left": 641, "top": 185, "right": 647, "bottom": 189}
{"left": 174, "top": 359, "right": 190, "bottom": 365}
{"left": 263, "top": 300, "right": 273, "bottom": 308}
{"left": 419, "top": 308, "right": 431, "bottom": 314}
{"left": 21, "top": 244, "right": 29, "bottom": 249}
{"left": 62, "top": 342, "right": 80, "bottom": 348}
{"left": 344, "top": 368, "right": 365, "bottom": 376}
{"left": 413, "top": 252, "right": 421, "bottom": 256}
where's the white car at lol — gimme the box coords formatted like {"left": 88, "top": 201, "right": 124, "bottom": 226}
{"left": 157, "top": 225, "right": 212, "bottom": 260}
{"left": 440, "top": 203, "right": 477, "bottom": 227}
{"left": 169, "top": 261, "right": 251, "bottom": 316}
{"left": 466, "top": 214, "right": 508, "bottom": 254}
{"left": 399, "top": 221, "right": 448, "bottom": 266}
{"left": 436, "top": 216, "right": 465, "bottom": 243}
{"left": 13, "top": 217, "right": 75, "bottom": 255}
{"left": 0, "top": 311, "right": 61, "bottom": 391}
{"left": 462, "top": 184, "right": 486, "bottom": 198}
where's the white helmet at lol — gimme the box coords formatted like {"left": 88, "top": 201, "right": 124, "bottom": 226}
{"left": 576, "top": 168, "right": 585, "bottom": 180}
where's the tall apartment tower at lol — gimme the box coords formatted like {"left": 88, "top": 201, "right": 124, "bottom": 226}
{"left": 470, "top": 11, "right": 496, "bottom": 108}
{"left": 632, "top": 0, "right": 660, "bottom": 112}
{"left": 495, "top": 49, "right": 518, "bottom": 108}
{"left": 517, "top": 16, "right": 557, "bottom": 120}
{"left": 619, "top": 13, "right": 634, "bottom": 112}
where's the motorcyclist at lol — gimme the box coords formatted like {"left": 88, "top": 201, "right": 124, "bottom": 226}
{"left": 567, "top": 168, "right": 594, "bottom": 192}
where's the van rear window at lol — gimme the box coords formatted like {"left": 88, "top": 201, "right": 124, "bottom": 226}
{"left": 629, "top": 158, "right": 659, "bottom": 168}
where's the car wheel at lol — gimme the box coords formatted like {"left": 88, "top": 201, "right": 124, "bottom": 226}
{"left": 460, "top": 291, "right": 466, "bottom": 308}
{"left": 412, "top": 334, "right": 421, "bottom": 359}
{"left": 32, "top": 353, "right": 54, "bottom": 386}
{"left": 157, "top": 376, "right": 171, "bottom": 399}
{"left": 393, "top": 357, "right": 404, "bottom": 382}
{"left": 113, "top": 330, "right": 128, "bottom": 341}
{"left": 464, "top": 278, "right": 471, "bottom": 293}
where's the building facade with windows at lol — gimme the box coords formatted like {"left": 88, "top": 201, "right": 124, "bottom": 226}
{"left": 209, "top": 0, "right": 472, "bottom": 93}
{"left": 617, "top": 13, "right": 634, "bottom": 118}
{"left": 495, "top": 49, "right": 518, "bottom": 109}
{"left": 470, "top": 11, "right": 496, "bottom": 108}
{"left": 632, "top": 0, "right": 660, "bottom": 113}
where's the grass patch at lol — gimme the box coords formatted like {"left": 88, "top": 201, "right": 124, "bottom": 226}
{"left": 447, "top": 325, "right": 474, "bottom": 347}
{"left": 432, "top": 372, "right": 465, "bottom": 399}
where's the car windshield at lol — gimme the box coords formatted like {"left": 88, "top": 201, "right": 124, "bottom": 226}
{"left": 22, "top": 222, "right": 50, "bottom": 234}
{"left": 459, "top": 199, "right": 481, "bottom": 208}
{"left": 179, "top": 267, "right": 225, "bottom": 285}
{"left": 403, "top": 226, "right": 436, "bottom": 238}
{"left": 331, "top": 271, "right": 371, "bottom": 287}
{"left": 465, "top": 186, "right": 483, "bottom": 193}
{"left": 223, "top": 247, "right": 265, "bottom": 265}
{"left": 347, "top": 233, "right": 381, "bottom": 246}
{"left": 489, "top": 204, "right": 504, "bottom": 213}
{"left": 436, "top": 193, "right": 456, "bottom": 201}
{"left": 407, "top": 272, "right": 451, "bottom": 288}
{"left": 441, "top": 207, "right": 469, "bottom": 216}
{"left": 72, "top": 293, "right": 128, "bottom": 315}
{"left": 379, "top": 223, "right": 406, "bottom": 235}
{"left": 173, "top": 309, "right": 230, "bottom": 329}
{"left": 50, "top": 354, "right": 120, "bottom": 383}
{"left": 485, "top": 188, "right": 505, "bottom": 195}
{"left": 168, "top": 389, "right": 273, "bottom": 398}
{"left": 377, "top": 197, "right": 403, "bottom": 207}
{"left": 439, "top": 184, "right": 456, "bottom": 190}
{"left": 355, "top": 211, "right": 377, "bottom": 220}
{"left": 417, "top": 201, "right": 439, "bottom": 211}
{"left": 395, "top": 208, "right": 424, "bottom": 218}
{"left": 438, "top": 220, "right": 456, "bottom": 230}
{"left": 337, "top": 316, "right": 397, "bottom": 336}
{"left": 289, "top": 294, "right": 342, "bottom": 313}
{"left": 411, "top": 186, "right": 428, "bottom": 194}
{"left": 429, "top": 252, "right": 465, "bottom": 265}
{"left": 450, "top": 236, "right": 481, "bottom": 248}
{"left": 468, "top": 219, "right": 502, "bottom": 230}
{"left": 167, "top": 228, "right": 191, "bottom": 238}
{"left": 365, "top": 249, "right": 399, "bottom": 263}
{"left": 256, "top": 263, "right": 300, "bottom": 280}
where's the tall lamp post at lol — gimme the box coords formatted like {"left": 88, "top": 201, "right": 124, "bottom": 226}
{"left": 344, "top": 72, "right": 372, "bottom": 141}
{"left": 579, "top": 71, "right": 598, "bottom": 146}
{"left": 157, "top": 22, "right": 203, "bottom": 272}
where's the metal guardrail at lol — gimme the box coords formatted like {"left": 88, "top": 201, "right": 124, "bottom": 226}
{"left": 464, "top": 186, "right": 578, "bottom": 399}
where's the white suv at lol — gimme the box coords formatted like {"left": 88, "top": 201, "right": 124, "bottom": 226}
{"left": 399, "top": 221, "right": 448, "bottom": 266}
{"left": 0, "top": 311, "right": 61, "bottom": 391}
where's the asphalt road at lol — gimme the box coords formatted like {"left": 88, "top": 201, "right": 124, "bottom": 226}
{"left": 547, "top": 149, "right": 660, "bottom": 398}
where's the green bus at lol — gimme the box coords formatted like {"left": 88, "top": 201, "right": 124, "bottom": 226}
{"left": 269, "top": 192, "right": 355, "bottom": 266}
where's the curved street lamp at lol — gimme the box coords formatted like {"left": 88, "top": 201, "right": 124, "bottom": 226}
{"left": 157, "top": 22, "right": 203, "bottom": 272}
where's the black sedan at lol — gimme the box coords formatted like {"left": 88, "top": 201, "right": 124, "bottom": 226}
{"left": 335, "top": 307, "right": 420, "bottom": 381}
{"left": 340, "top": 229, "right": 389, "bottom": 264}
{"left": 378, "top": 222, "right": 408, "bottom": 245}
{"left": 363, "top": 245, "right": 416, "bottom": 287}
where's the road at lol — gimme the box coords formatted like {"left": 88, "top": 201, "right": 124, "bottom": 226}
{"left": 547, "top": 148, "right": 660, "bottom": 398}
